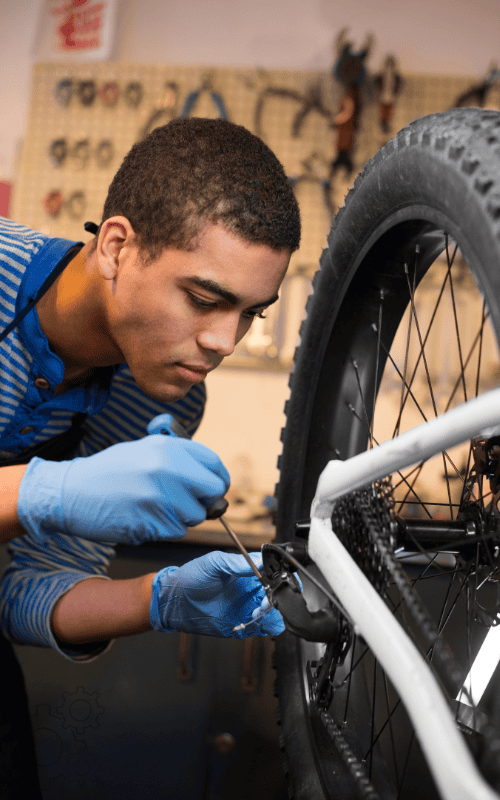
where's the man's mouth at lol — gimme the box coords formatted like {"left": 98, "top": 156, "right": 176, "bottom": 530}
{"left": 174, "top": 363, "right": 212, "bottom": 382}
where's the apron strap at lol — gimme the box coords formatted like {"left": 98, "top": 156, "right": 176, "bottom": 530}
{"left": 0, "top": 243, "right": 83, "bottom": 346}
{"left": 0, "top": 412, "right": 87, "bottom": 465}
{"left": 0, "top": 242, "right": 87, "bottom": 464}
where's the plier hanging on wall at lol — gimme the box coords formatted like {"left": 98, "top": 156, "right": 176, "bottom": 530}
{"left": 179, "top": 73, "right": 229, "bottom": 120}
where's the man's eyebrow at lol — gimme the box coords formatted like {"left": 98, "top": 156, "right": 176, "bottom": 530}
{"left": 188, "top": 277, "right": 279, "bottom": 308}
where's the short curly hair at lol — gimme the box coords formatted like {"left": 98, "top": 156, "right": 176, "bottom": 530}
{"left": 100, "top": 117, "right": 301, "bottom": 258}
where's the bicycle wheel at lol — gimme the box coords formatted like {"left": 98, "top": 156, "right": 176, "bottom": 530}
{"left": 274, "top": 108, "right": 500, "bottom": 800}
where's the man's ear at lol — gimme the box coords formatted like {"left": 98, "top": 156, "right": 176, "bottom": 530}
{"left": 96, "top": 216, "right": 136, "bottom": 280}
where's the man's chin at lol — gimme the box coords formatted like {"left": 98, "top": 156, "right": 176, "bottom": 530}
{"left": 132, "top": 373, "right": 193, "bottom": 403}
{"left": 149, "top": 383, "right": 192, "bottom": 403}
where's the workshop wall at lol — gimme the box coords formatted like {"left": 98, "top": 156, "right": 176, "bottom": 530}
{"left": 2, "top": 0, "right": 500, "bottom": 182}
{"left": 2, "top": 0, "right": 500, "bottom": 504}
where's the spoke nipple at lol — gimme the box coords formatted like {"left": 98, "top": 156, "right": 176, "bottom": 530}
{"left": 371, "top": 323, "right": 378, "bottom": 332}
{"left": 380, "top": 288, "right": 385, "bottom": 300}
{"left": 404, "top": 263, "right": 409, "bottom": 273}
{"left": 415, "top": 244, "right": 420, "bottom": 253}
{"left": 352, "top": 359, "right": 358, "bottom": 369}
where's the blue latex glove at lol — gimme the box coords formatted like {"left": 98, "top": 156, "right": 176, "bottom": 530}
{"left": 150, "top": 550, "right": 285, "bottom": 638}
{"left": 17, "top": 418, "right": 230, "bottom": 545}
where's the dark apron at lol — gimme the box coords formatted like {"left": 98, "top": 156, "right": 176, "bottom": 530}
{"left": 0, "top": 243, "right": 86, "bottom": 799}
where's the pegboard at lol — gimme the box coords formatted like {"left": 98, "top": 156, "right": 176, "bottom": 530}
{"left": 12, "top": 62, "right": 480, "bottom": 368}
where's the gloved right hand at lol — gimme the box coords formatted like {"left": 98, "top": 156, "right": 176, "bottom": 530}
{"left": 17, "top": 435, "right": 230, "bottom": 545}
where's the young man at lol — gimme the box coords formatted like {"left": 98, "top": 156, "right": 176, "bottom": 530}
{"left": 0, "top": 117, "right": 300, "bottom": 795}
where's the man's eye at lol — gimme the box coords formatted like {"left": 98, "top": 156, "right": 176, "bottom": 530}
{"left": 188, "top": 294, "right": 218, "bottom": 311}
{"left": 244, "top": 309, "right": 267, "bottom": 320}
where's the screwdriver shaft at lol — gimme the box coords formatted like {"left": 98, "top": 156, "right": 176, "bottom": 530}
{"left": 155, "top": 417, "right": 265, "bottom": 583}
{"left": 218, "top": 515, "right": 264, "bottom": 582}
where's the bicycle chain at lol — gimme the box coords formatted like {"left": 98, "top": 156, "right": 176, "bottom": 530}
{"left": 309, "top": 482, "right": 463, "bottom": 799}
{"left": 331, "top": 482, "right": 462, "bottom": 689}
{"left": 301, "top": 484, "right": 396, "bottom": 800}
{"left": 317, "top": 709, "right": 381, "bottom": 800}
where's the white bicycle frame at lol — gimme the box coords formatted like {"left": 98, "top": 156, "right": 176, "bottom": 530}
{"left": 308, "top": 385, "right": 500, "bottom": 800}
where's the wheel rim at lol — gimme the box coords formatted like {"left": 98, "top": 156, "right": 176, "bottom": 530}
{"left": 283, "top": 214, "right": 500, "bottom": 800}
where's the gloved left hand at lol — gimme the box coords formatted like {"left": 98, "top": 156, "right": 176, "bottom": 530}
{"left": 150, "top": 550, "right": 285, "bottom": 639}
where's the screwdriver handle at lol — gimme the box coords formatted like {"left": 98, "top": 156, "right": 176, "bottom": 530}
{"left": 206, "top": 497, "right": 229, "bottom": 519}
{"left": 147, "top": 414, "right": 229, "bottom": 521}
{"left": 147, "top": 416, "right": 264, "bottom": 582}
{"left": 151, "top": 415, "right": 190, "bottom": 440}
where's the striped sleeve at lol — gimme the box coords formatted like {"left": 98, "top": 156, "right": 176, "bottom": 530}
{"left": 0, "top": 220, "right": 43, "bottom": 437}
{"left": 0, "top": 531, "right": 115, "bottom": 662}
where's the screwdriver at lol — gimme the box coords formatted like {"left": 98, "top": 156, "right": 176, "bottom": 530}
{"left": 150, "top": 414, "right": 265, "bottom": 584}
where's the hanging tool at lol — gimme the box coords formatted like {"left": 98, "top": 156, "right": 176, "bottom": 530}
{"left": 179, "top": 72, "right": 229, "bottom": 121}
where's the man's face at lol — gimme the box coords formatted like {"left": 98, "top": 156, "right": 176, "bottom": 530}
{"left": 103, "top": 222, "right": 291, "bottom": 401}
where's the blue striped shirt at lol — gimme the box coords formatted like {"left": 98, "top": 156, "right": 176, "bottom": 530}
{"left": 0, "top": 218, "right": 206, "bottom": 661}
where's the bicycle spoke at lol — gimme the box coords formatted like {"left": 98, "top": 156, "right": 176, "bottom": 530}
{"left": 394, "top": 254, "right": 453, "bottom": 433}
{"left": 368, "top": 660, "right": 377, "bottom": 779}
{"left": 382, "top": 670, "right": 400, "bottom": 788}
{"left": 363, "top": 692, "right": 403, "bottom": 767}
{"left": 442, "top": 451, "right": 455, "bottom": 518}
{"left": 343, "top": 633, "right": 357, "bottom": 724}
{"left": 371, "top": 292, "right": 385, "bottom": 447}
{"left": 352, "top": 359, "right": 374, "bottom": 448}
{"left": 444, "top": 309, "right": 490, "bottom": 413}
{"left": 372, "top": 326, "right": 429, "bottom": 426}
{"left": 404, "top": 261, "right": 439, "bottom": 418}
{"left": 433, "top": 569, "right": 472, "bottom": 642}
{"left": 445, "top": 236, "right": 468, "bottom": 404}
{"left": 397, "top": 729, "right": 416, "bottom": 800}
{"left": 474, "top": 303, "right": 487, "bottom": 399}
{"left": 394, "top": 462, "right": 426, "bottom": 514}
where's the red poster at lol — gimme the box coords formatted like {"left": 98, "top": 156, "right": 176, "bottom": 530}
{"left": 34, "top": 0, "right": 118, "bottom": 61}
{"left": 52, "top": 1, "right": 106, "bottom": 53}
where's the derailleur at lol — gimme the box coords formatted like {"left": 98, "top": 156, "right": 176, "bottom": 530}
{"left": 261, "top": 539, "right": 342, "bottom": 644}
{"left": 465, "top": 435, "right": 500, "bottom": 507}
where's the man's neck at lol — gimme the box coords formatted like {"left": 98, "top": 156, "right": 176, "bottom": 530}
{"left": 36, "top": 242, "right": 124, "bottom": 383}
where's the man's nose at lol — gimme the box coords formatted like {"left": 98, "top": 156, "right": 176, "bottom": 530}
{"left": 197, "top": 314, "right": 243, "bottom": 357}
